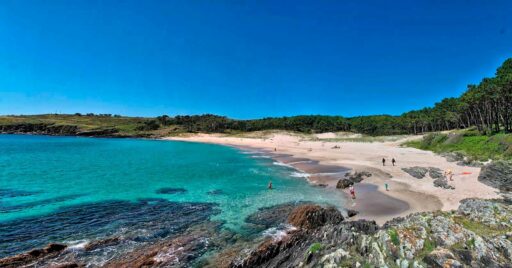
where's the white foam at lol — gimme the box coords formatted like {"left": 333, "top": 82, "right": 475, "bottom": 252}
{"left": 272, "top": 161, "right": 293, "bottom": 168}
{"left": 154, "top": 246, "right": 182, "bottom": 263}
{"left": 67, "top": 240, "right": 89, "bottom": 251}
{"left": 251, "top": 155, "right": 272, "bottom": 159}
{"left": 262, "top": 224, "right": 297, "bottom": 241}
{"left": 290, "top": 171, "right": 310, "bottom": 178}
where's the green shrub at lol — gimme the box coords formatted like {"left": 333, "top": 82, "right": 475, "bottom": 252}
{"left": 308, "top": 242, "right": 323, "bottom": 254}
{"left": 388, "top": 228, "right": 400, "bottom": 246}
{"left": 444, "top": 133, "right": 463, "bottom": 144}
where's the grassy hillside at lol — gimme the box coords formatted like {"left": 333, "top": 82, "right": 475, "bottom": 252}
{"left": 0, "top": 114, "right": 185, "bottom": 137}
{"left": 404, "top": 129, "right": 512, "bottom": 161}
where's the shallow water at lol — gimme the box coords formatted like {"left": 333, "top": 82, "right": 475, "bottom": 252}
{"left": 0, "top": 135, "right": 344, "bottom": 259}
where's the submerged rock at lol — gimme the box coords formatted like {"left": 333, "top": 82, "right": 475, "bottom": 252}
{"left": 155, "top": 187, "right": 187, "bottom": 194}
{"left": 287, "top": 205, "right": 344, "bottom": 230}
{"left": 478, "top": 160, "right": 512, "bottom": 192}
{"left": 207, "top": 189, "right": 225, "bottom": 195}
{"left": 245, "top": 202, "right": 308, "bottom": 230}
{"left": 402, "top": 167, "right": 429, "bottom": 179}
{"left": 104, "top": 221, "right": 226, "bottom": 268}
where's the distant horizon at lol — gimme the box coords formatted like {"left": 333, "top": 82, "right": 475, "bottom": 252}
{"left": 1, "top": 0, "right": 511, "bottom": 118}
{"left": 0, "top": 112, "right": 415, "bottom": 120}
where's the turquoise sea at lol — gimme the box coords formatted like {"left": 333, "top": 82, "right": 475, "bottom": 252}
{"left": 0, "top": 134, "right": 344, "bottom": 262}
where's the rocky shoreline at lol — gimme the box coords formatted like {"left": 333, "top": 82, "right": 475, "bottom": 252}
{"left": 2, "top": 196, "right": 511, "bottom": 267}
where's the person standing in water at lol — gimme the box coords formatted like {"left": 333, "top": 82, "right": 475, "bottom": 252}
{"left": 268, "top": 180, "right": 273, "bottom": 189}
{"left": 382, "top": 158, "right": 386, "bottom": 166}
{"left": 392, "top": 158, "right": 396, "bottom": 166}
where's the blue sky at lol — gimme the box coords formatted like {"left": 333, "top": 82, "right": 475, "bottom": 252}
{"left": 0, "top": 0, "right": 511, "bottom": 119}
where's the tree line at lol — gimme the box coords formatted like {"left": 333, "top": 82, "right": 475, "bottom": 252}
{"left": 151, "top": 58, "right": 512, "bottom": 136}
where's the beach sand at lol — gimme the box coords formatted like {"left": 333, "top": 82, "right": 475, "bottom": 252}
{"left": 165, "top": 133, "right": 501, "bottom": 224}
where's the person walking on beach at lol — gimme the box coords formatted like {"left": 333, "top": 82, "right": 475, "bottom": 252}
{"left": 268, "top": 180, "right": 273, "bottom": 190}
{"left": 392, "top": 158, "right": 396, "bottom": 166}
{"left": 382, "top": 158, "right": 386, "bottom": 166}
{"left": 349, "top": 185, "right": 356, "bottom": 199}
{"left": 385, "top": 182, "right": 389, "bottom": 191}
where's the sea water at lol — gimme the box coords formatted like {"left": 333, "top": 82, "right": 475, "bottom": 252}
{"left": 0, "top": 135, "right": 344, "bottom": 259}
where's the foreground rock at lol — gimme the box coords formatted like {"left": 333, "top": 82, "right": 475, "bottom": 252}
{"left": 220, "top": 199, "right": 512, "bottom": 268}
{"left": 479, "top": 160, "right": 512, "bottom": 192}
{"left": 0, "top": 243, "right": 67, "bottom": 267}
{"left": 104, "top": 221, "right": 234, "bottom": 268}
{"left": 287, "top": 205, "right": 344, "bottom": 230}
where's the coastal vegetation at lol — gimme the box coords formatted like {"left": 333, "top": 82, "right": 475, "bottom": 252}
{"left": 405, "top": 130, "right": 512, "bottom": 161}
{"left": 3, "top": 58, "right": 511, "bottom": 138}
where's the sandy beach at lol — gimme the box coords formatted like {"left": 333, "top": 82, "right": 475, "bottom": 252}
{"left": 165, "top": 132, "right": 501, "bottom": 224}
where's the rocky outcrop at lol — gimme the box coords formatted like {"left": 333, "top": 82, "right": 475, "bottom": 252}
{"left": 224, "top": 199, "right": 512, "bottom": 268}
{"left": 336, "top": 178, "right": 353, "bottom": 189}
{"left": 428, "top": 167, "right": 444, "bottom": 179}
{"left": 478, "top": 160, "right": 512, "bottom": 192}
{"left": 0, "top": 243, "right": 67, "bottom": 268}
{"left": 245, "top": 202, "right": 309, "bottom": 231}
{"left": 346, "top": 209, "right": 358, "bottom": 218}
{"left": 336, "top": 171, "right": 372, "bottom": 189}
{"left": 403, "top": 166, "right": 445, "bottom": 180}
{"left": 402, "top": 167, "right": 429, "bottom": 179}
{"left": 433, "top": 178, "right": 455, "bottom": 190}
{"left": 83, "top": 237, "right": 121, "bottom": 251}
{"left": 287, "top": 205, "right": 344, "bottom": 230}
{"left": 76, "top": 128, "right": 119, "bottom": 137}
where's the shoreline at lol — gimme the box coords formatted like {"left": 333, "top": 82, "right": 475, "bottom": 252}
{"left": 166, "top": 133, "right": 501, "bottom": 225}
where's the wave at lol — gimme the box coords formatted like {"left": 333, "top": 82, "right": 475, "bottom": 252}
{"left": 290, "top": 171, "right": 310, "bottom": 178}
{"left": 272, "top": 161, "right": 294, "bottom": 168}
{"left": 250, "top": 155, "right": 272, "bottom": 159}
